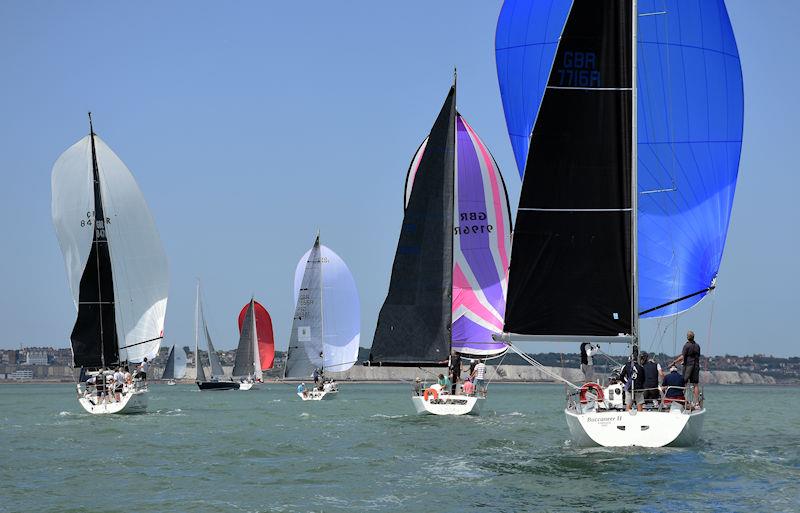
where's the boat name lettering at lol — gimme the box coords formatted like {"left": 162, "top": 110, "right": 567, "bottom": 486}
{"left": 454, "top": 224, "right": 494, "bottom": 235}
{"left": 586, "top": 415, "right": 623, "bottom": 423}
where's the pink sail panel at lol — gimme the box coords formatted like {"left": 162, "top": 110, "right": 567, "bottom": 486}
{"left": 405, "top": 113, "right": 512, "bottom": 356}
{"left": 238, "top": 300, "right": 275, "bottom": 370}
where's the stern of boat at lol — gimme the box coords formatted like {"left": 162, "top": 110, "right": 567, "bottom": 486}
{"left": 565, "top": 407, "right": 705, "bottom": 448}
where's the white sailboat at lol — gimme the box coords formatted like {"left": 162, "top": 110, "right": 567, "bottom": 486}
{"left": 195, "top": 281, "right": 238, "bottom": 391}
{"left": 52, "top": 113, "right": 169, "bottom": 415}
{"left": 494, "top": 0, "right": 743, "bottom": 446}
{"left": 285, "top": 234, "right": 360, "bottom": 401}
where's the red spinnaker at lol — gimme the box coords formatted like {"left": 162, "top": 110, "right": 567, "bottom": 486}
{"left": 238, "top": 300, "right": 274, "bottom": 370}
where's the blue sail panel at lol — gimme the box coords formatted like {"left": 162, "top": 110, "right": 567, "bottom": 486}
{"left": 497, "top": 0, "right": 743, "bottom": 318}
{"left": 495, "top": 0, "right": 573, "bottom": 177}
{"left": 637, "top": 0, "right": 743, "bottom": 317}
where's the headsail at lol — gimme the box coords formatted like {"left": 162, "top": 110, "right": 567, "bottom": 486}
{"left": 162, "top": 345, "right": 187, "bottom": 380}
{"left": 52, "top": 118, "right": 168, "bottom": 366}
{"left": 292, "top": 241, "right": 360, "bottom": 373}
{"left": 285, "top": 237, "right": 324, "bottom": 379}
{"left": 370, "top": 86, "right": 456, "bottom": 365}
{"left": 195, "top": 282, "right": 224, "bottom": 380}
{"left": 238, "top": 301, "right": 275, "bottom": 371}
{"left": 405, "top": 114, "right": 512, "bottom": 357}
{"left": 497, "top": 0, "right": 743, "bottom": 318}
{"left": 502, "top": 0, "right": 634, "bottom": 338}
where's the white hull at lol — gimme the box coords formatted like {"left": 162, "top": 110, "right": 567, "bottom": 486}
{"left": 411, "top": 394, "right": 480, "bottom": 416}
{"left": 298, "top": 389, "right": 337, "bottom": 401}
{"left": 238, "top": 382, "right": 259, "bottom": 391}
{"left": 78, "top": 387, "right": 148, "bottom": 415}
{"left": 565, "top": 407, "right": 705, "bottom": 447}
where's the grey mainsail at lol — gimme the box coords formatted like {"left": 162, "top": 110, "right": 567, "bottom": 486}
{"left": 284, "top": 236, "right": 324, "bottom": 379}
{"left": 232, "top": 300, "right": 256, "bottom": 378}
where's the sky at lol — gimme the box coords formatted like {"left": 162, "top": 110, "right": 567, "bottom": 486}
{"left": 0, "top": 1, "right": 797, "bottom": 358}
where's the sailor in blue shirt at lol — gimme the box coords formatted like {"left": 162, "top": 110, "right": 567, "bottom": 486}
{"left": 661, "top": 366, "right": 686, "bottom": 404}
{"left": 297, "top": 383, "right": 306, "bottom": 396}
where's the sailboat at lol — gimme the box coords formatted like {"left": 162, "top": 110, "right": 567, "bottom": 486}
{"left": 238, "top": 300, "right": 275, "bottom": 373}
{"left": 370, "top": 79, "right": 513, "bottom": 415}
{"left": 285, "top": 234, "right": 360, "bottom": 401}
{"left": 232, "top": 298, "right": 271, "bottom": 390}
{"left": 194, "top": 282, "right": 238, "bottom": 391}
{"left": 161, "top": 344, "right": 187, "bottom": 385}
{"left": 494, "top": 0, "right": 743, "bottom": 446}
{"left": 51, "top": 113, "right": 169, "bottom": 414}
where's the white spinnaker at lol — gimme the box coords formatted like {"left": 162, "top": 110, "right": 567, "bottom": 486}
{"left": 293, "top": 245, "right": 360, "bottom": 372}
{"left": 51, "top": 136, "right": 94, "bottom": 310}
{"left": 94, "top": 136, "right": 169, "bottom": 363}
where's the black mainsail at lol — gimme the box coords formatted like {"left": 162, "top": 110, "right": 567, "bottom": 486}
{"left": 370, "top": 86, "right": 456, "bottom": 365}
{"left": 503, "top": 0, "right": 634, "bottom": 339}
{"left": 71, "top": 115, "right": 118, "bottom": 367}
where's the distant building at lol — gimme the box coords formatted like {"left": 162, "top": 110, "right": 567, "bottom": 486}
{"left": 24, "top": 349, "right": 49, "bottom": 366}
{"left": 10, "top": 369, "right": 33, "bottom": 380}
{"left": 1, "top": 350, "right": 18, "bottom": 365}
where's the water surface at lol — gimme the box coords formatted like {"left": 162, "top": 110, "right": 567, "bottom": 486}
{"left": 1, "top": 384, "right": 797, "bottom": 512}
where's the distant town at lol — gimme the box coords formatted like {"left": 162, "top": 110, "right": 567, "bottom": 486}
{"left": 2, "top": 346, "right": 799, "bottom": 384}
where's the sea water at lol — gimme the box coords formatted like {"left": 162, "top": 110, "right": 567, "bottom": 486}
{"left": 1, "top": 383, "right": 798, "bottom": 513}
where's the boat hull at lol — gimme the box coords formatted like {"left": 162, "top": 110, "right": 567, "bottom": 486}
{"left": 78, "top": 388, "right": 148, "bottom": 415}
{"left": 411, "top": 394, "right": 480, "bottom": 416}
{"left": 196, "top": 381, "right": 240, "bottom": 391}
{"left": 564, "top": 407, "right": 705, "bottom": 447}
{"left": 298, "top": 389, "right": 337, "bottom": 401}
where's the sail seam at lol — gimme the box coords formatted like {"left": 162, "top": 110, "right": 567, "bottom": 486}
{"left": 520, "top": 208, "right": 632, "bottom": 212}
{"left": 546, "top": 86, "right": 632, "bottom": 91}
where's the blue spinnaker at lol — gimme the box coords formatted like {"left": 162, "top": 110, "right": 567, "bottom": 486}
{"left": 496, "top": 0, "right": 743, "bottom": 318}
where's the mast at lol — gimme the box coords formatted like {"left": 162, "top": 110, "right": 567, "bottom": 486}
{"left": 631, "top": 0, "right": 639, "bottom": 356}
{"left": 195, "top": 281, "right": 200, "bottom": 381}
{"left": 449, "top": 71, "right": 457, "bottom": 355}
{"left": 251, "top": 297, "right": 259, "bottom": 379}
{"left": 88, "top": 112, "right": 106, "bottom": 369}
{"left": 318, "top": 232, "right": 325, "bottom": 372}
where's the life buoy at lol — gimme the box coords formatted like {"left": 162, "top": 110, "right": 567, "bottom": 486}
{"left": 423, "top": 387, "right": 439, "bottom": 401}
{"left": 579, "top": 383, "right": 605, "bottom": 403}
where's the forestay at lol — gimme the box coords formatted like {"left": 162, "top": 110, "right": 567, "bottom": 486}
{"left": 405, "top": 114, "right": 512, "bottom": 357}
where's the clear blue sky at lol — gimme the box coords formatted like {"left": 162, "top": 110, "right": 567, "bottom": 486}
{"left": 0, "top": 1, "right": 797, "bottom": 358}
